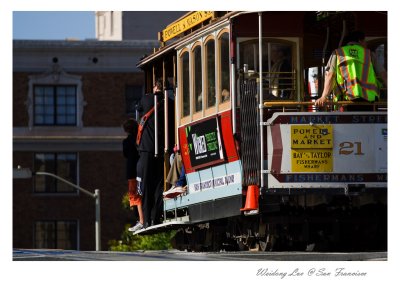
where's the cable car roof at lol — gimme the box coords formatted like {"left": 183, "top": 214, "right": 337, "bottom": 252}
{"left": 136, "top": 11, "right": 242, "bottom": 69}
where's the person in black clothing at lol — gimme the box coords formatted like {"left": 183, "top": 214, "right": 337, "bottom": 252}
{"left": 122, "top": 118, "right": 144, "bottom": 232}
{"left": 136, "top": 78, "right": 175, "bottom": 227}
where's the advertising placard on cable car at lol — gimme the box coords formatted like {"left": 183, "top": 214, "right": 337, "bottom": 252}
{"left": 185, "top": 116, "right": 224, "bottom": 169}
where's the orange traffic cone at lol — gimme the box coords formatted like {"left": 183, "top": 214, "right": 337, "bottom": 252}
{"left": 240, "top": 185, "right": 260, "bottom": 211}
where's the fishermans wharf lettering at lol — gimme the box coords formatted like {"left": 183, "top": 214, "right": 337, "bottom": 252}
{"left": 279, "top": 173, "right": 387, "bottom": 183}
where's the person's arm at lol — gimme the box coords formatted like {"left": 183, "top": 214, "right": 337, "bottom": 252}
{"left": 315, "top": 52, "right": 336, "bottom": 107}
{"left": 315, "top": 70, "right": 335, "bottom": 107}
{"left": 122, "top": 138, "right": 129, "bottom": 158}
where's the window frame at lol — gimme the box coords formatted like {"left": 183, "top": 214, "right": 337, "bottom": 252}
{"left": 27, "top": 66, "right": 85, "bottom": 128}
{"left": 33, "top": 84, "right": 77, "bottom": 126}
{"left": 125, "top": 84, "right": 144, "bottom": 119}
{"left": 33, "top": 152, "right": 79, "bottom": 195}
{"left": 178, "top": 48, "right": 191, "bottom": 125}
{"left": 366, "top": 37, "right": 387, "bottom": 100}
{"left": 237, "top": 37, "right": 300, "bottom": 101}
{"left": 204, "top": 35, "right": 217, "bottom": 117}
{"left": 34, "top": 220, "right": 79, "bottom": 250}
{"left": 191, "top": 41, "right": 203, "bottom": 122}
{"left": 176, "top": 26, "right": 232, "bottom": 127}
{"left": 217, "top": 29, "right": 231, "bottom": 112}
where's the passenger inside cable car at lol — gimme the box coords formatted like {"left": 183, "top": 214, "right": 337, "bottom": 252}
{"left": 239, "top": 39, "right": 295, "bottom": 101}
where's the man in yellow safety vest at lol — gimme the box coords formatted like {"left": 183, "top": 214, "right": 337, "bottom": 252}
{"left": 315, "top": 30, "right": 387, "bottom": 111}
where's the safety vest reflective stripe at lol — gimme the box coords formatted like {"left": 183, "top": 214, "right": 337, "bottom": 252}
{"left": 361, "top": 49, "right": 371, "bottom": 99}
{"left": 345, "top": 78, "right": 379, "bottom": 93}
{"left": 340, "top": 80, "right": 379, "bottom": 100}
{"left": 336, "top": 48, "right": 356, "bottom": 99}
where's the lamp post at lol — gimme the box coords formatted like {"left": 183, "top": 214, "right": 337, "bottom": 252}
{"left": 13, "top": 166, "right": 101, "bottom": 251}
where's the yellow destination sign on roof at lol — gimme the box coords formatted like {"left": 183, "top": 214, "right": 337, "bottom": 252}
{"left": 162, "top": 11, "right": 214, "bottom": 42}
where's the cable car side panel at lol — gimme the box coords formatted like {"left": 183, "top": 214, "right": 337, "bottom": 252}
{"left": 164, "top": 110, "right": 242, "bottom": 214}
{"left": 266, "top": 111, "right": 387, "bottom": 189}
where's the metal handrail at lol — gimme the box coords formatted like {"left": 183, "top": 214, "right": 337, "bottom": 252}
{"left": 263, "top": 100, "right": 388, "bottom": 107}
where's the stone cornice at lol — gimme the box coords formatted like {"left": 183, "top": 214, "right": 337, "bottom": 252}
{"left": 13, "top": 39, "right": 159, "bottom": 50}
{"left": 13, "top": 127, "right": 125, "bottom": 151}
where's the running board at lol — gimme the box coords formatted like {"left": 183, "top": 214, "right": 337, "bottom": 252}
{"left": 132, "top": 216, "right": 191, "bottom": 235}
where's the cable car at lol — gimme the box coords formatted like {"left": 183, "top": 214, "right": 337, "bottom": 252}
{"left": 135, "top": 11, "right": 387, "bottom": 252}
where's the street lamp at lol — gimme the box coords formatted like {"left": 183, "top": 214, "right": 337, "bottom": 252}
{"left": 13, "top": 166, "right": 101, "bottom": 251}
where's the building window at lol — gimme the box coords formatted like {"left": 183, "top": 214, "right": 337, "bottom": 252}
{"left": 125, "top": 85, "right": 143, "bottom": 118}
{"left": 34, "top": 153, "right": 78, "bottom": 193}
{"left": 27, "top": 66, "right": 85, "bottom": 128}
{"left": 34, "top": 220, "right": 78, "bottom": 250}
{"left": 34, "top": 85, "right": 77, "bottom": 126}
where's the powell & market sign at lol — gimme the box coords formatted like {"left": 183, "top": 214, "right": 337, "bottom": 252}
{"left": 291, "top": 124, "right": 333, "bottom": 172}
{"left": 162, "top": 11, "right": 214, "bottom": 42}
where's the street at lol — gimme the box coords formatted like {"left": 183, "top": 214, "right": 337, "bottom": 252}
{"left": 13, "top": 249, "right": 387, "bottom": 261}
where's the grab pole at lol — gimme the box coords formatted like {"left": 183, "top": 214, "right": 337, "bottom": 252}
{"left": 258, "top": 12, "right": 264, "bottom": 189}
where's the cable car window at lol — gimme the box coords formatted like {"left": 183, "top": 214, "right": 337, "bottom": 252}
{"left": 268, "top": 43, "right": 292, "bottom": 99}
{"left": 374, "top": 44, "right": 386, "bottom": 68}
{"left": 239, "top": 39, "right": 268, "bottom": 73}
{"left": 205, "top": 39, "right": 216, "bottom": 108}
{"left": 181, "top": 50, "right": 190, "bottom": 117}
{"left": 367, "top": 39, "right": 387, "bottom": 100}
{"left": 193, "top": 45, "right": 202, "bottom": 113}
{"left": 239, "top": 39, "right": 294, "bottom": 99}
{"left": 219, "top": 32, "right": 230, "bottom": 103}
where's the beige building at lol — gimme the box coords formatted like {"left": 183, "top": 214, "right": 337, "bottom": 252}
{"left": 96, "top": 11, "right": 184, "bottom": 41}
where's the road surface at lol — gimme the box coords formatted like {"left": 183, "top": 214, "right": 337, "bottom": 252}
{"left": 13, "top": 249, "right": 387, "bottom": 261}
